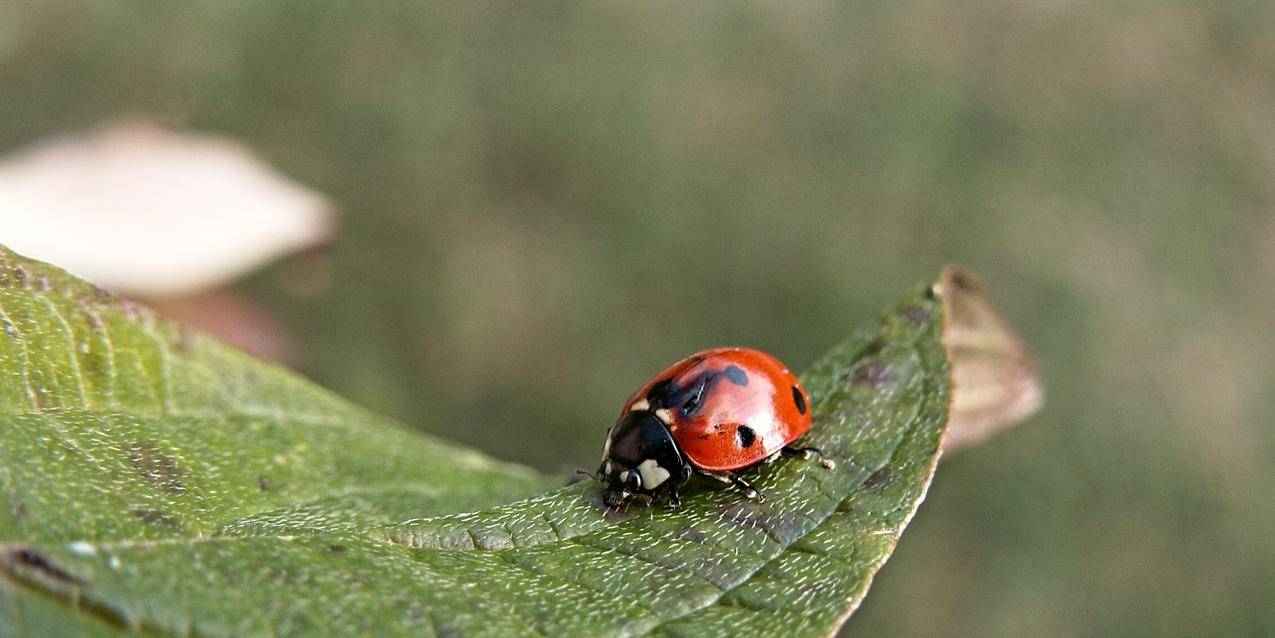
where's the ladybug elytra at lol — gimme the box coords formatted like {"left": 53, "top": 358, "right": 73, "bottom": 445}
{"left": 593, "top": 347, "right": 832, "bottom": 508}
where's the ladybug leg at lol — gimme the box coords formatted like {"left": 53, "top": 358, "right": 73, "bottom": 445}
{"left": 665, "top": 486, "right": 682, "bottom": 510}
{"left": 697, "top": 469, "right": 765, "bottom": 502}
{"left": 783, "top": 445, "right": 837, "bottom": 470}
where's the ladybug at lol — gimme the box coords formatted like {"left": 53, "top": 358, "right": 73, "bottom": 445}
{"left": 592, "top": 347, "right": 832, "bottom": 508}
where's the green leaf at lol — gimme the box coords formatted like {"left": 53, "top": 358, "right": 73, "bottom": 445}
{"left": 0, "top": 245, "right": 953, "bottom": 637}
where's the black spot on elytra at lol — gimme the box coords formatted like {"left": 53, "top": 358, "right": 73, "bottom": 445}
{"left": 736, "top": 424, "right": 757, "bottom": 448}
{"left": 646, "top": 378, "right": 680, "bottom": 408}
{"left": 127, "top": 442, "right": 185, "bottom": 493}
{"left": 681, "top": 367, "right": 748, "bottom": 416}
{"left": 791, "top": 386, "right": 807, "bottom": 415}
{"left": 129, "top": 508, "right": 179, "bottom": 527}
{"left": 850, "top": 362, "right": 897, "bottom": 391}
{"left": 681, "top": 382, "right": 706, "bottom": 416}
{"left": 864, "top": 466, "right": 893, "bottom": 489}
{"left": 4, "top": 548, "right": 86, "bottom": 586}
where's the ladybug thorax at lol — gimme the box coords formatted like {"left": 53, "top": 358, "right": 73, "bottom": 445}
{"left": 599, "top": 410, "right": 689, "bottom": 506}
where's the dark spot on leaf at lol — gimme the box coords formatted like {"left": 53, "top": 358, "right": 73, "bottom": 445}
{"left": 736, "top": 425, "right": 756, "bottom": 448}
{"left": 792, "top": 386, "right": 807, "bottom": 415}
{"left": 0, "top": 317, "right": 17, "bottom": 340}
{"left": 81, "top": 351, "right": 102, "bottom": 377}
{"left": 900, "top": 302, "right": 931, "bottom": 325}
{"left": 8, "top": 498, "right": 26, "bottom": 520}
{"left": 34, "top": 274, "right": 50, "bottom": 292}
{"left": 724, "top": 365, "right": 748, "bottom": 386}
{"left": 12, "top": 264, "right": 28, "bottom": 289}
{"left": 864, "top": 467, "right": 893, "bottom": 489}
{"left": 850, "top": 362, "right": 897, "bottom": 391}
{"left": 719, "top": 499, "right": 769, "bottom": 529}
{"left": 329, "top": 544, "right": 346, "bottom": 554}
{"left": 719, "top": 500, "right": 803, "bottom": 544}
{"left": 257, "top": 476, "right": 270, "bottom": 491}
{"left": 78, "top": 306, "right": 104, "bottom": 331}
{"left": 33, "top": 389, "right": 49, "bottom": 410}
{"left": 127, "top": 442, "right": 185, "bottom": 493}
{"left": 861, "top": 338, "right": 886, "bottom": 357}
{"left": 4, "top": 548, "right": 86, "bottom": 586}
{"left": 129, "top": 508, "right": 179, "bottom": 527}
{"left": 672, "top": 525, "right": 710, "bottom": 544}
{"left": 406, "top": 604, "right": 425, "bottom": 621}
{"left": 90, "top": 284, "right": 114, "bottom": 304}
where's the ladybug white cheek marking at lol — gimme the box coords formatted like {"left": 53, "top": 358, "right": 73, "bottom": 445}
{"left": 630, "top": 399, "right": 650, "bottom": 412}
{"left": 636, "top": 459, "right": 670, "bottom": 489}
{"left": 601, "top": 435, "right": 612, "bottom": 460}
{"left": 654, "top": 408, "right": 673, "bottom": 425}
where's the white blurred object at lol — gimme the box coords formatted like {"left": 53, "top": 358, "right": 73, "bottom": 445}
{"left": 0, "top": 122, "right": 333, "bottom": 296}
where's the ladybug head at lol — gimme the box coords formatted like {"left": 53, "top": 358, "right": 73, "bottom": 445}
{"left": 598, "top": 409, "right": 690, "bottom": 507}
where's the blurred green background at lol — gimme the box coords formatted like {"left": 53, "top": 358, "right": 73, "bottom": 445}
{"left": 3, "top": 2, "right": 1273, "bottom": 635}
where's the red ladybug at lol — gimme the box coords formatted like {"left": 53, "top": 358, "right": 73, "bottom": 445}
{"left": 594, "top": 347, "right": 832, "bottom": 508}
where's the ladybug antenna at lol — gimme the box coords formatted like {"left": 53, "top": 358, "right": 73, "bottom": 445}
{"left": 575, "top": 468, "right": 601, "bottom": 481}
